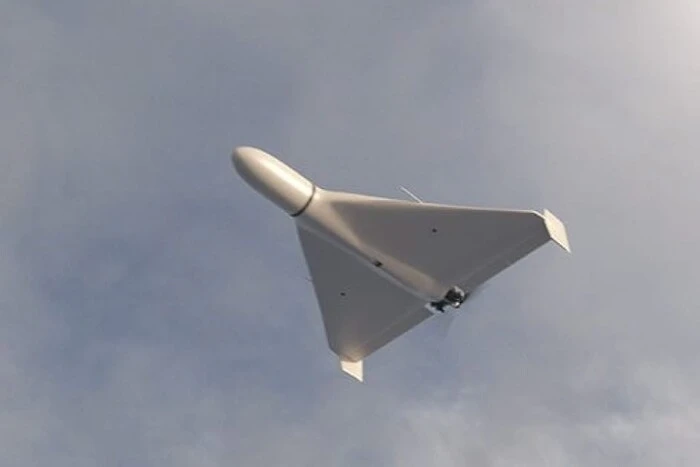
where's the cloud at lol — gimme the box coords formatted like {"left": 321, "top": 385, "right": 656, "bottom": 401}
{"left": 2, "top": 0, "right": 700, "bottom": 465}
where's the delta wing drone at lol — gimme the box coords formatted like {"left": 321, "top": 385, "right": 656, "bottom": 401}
{"left": 232, "top": 147, "right": 570, "bottom": 382}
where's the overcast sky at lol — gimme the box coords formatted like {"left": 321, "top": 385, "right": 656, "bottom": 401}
{"left": 3, "top": 1, "right": 700, "bottom": 465}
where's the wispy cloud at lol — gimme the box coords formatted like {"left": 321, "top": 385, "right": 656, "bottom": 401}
{"left": 2, "top": 1, "right": 700, "bottom": 465}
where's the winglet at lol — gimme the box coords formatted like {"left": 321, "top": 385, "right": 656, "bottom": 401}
{"left": 340, "top": 358, "right": 364, "bottom": 382}
{"left": 542, "top": 209, "right": 571, "bottom": 253}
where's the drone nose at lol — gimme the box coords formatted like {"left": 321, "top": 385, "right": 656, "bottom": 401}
{"left": 231, "top": 146, "right": 262, "bottom": 176}
{"left": 230, "top": 146, "right": 315, "bottom": 216}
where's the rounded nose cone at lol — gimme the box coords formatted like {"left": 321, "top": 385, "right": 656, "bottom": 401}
{"left": 232, "top": 146, "right": 265, "bottom": 177}
{"left": 230, "top": 146, "right": 314, "bottom": 215}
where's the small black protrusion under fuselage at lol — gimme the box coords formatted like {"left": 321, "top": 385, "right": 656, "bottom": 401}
{"left": 429, "top": 286, "right": 468, "bottom": 312}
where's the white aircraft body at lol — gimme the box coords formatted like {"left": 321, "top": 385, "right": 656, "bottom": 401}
{"left": 232, "top": 147, "right": 570, "bottom": 382}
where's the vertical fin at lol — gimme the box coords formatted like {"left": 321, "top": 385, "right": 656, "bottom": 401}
{"left": 543, "top": 209, "right": 571, "bottom": 253}
{"left": 340, "top": 358, "right": 364, "bottom": 382}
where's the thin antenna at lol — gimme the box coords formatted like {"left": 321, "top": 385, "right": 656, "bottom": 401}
{"left": 398, "top": 186, "right": 423, "bottom": 203}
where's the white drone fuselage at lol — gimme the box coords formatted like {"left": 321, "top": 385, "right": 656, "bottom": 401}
{"left": 232, "top": 146, "right": 570, "bottom": 382}
{"left": 233, "top": 146, "right": 447, "bottom": 303}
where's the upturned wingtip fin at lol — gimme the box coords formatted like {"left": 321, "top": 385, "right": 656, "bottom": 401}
{"left": 340, "top": 358, "right": 364, "bottom": 382}
{"left": 543, "top": 209, "right": 571, "bottom": 253}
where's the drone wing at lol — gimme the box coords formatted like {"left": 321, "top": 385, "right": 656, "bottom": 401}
{"left": 297, "top": 225, "right": 432, "bottom": 382}
{"left": 297, "top": 192, "right": 570, "bottom": 382}
{"left": 328, "top": 194, "right": 570, "bottom": 294}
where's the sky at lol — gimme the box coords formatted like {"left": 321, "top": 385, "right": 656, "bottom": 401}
{"left": 2, "top": 1, "right": 700, "bottom": 465}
